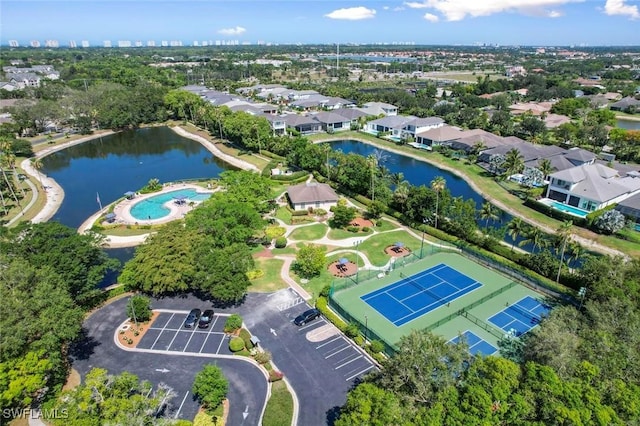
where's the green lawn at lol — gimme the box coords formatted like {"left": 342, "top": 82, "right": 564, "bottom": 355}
{"left": 274, "top": 206, "right": 293, "bottom": 224}
{"left": 288, "top": 223, "right": 328, "bottom": 241}
{"left": 327, "top": 227, "right": 373, "bottom": 240}
{"left": 249, "top": 258, "right": 287, "bottom": 293}
{"left": 262, "top": 380, "right": 294, "bottom": 426}
{"left": 372, "top": 218, "right": 398, "bottom": 232}
{"left": 271, "top": 244, "right": 299, "bottom": 255}
{"left": 293, "top": 267, "right": 333, "bottom": 302}
{"left": 359, "top": 230, "right": 421, "bottom": 266}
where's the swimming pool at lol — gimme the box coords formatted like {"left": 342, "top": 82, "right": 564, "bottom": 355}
{"left": 130, "top": 189, "right": 212, "bottom": 220}
{"left": 548, "top": 200, "right": 589, "bottom": 218}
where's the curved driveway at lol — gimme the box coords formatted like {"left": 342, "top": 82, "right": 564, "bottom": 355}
{"left": 71, "top": 297, "right": 268, "bottom": 425}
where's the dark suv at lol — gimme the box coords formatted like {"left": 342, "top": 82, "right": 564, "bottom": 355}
{"left": 294, "top": 308, "right": 321, "bottom": 326}
{"left": 183, "top": 308, "right": 201, "bottom": 328}
{"left": 198, "top": 309, "right": 215, "bottom": 328}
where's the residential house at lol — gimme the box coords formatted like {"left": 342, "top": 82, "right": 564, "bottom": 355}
{"left": 508, "top": 102, "right": 553, "bottom": 116}
{"left": 543, "top": 113, "right": 571, "bottom": 129}
{"left": 333, "top": 108, "right": 369, "bottom": 128}
{"left": 7, "top": 73, "right": 41, "bottom": 89}
{"left": 365, "top": 115, "right": 413, "bottom": 139}
{"left": 416, "top": 125, "right": 465, "bottom": 147}
{"left": 261, "top": 114, "right": 287, "bottom": 136}
{"left": 403, "top": 117, "right": 444, "bottom": 140}
{"left": 610, "top": 97, "right": 640, "bottom": 113}
{"left": 0, "top": 81, "right": 18, "bottom": 92}
{"left": 310, "top": 111, "right": 351, "bottom": 133}
{"left": 450, "top": 129, "right": 516, "bottom": 152}
{"left": 287, "top": 90, "right": 321, "bottom": 101}
{"left": 616, "top": 192, "right": 640, "bottom": 224}
{"left": 283, "top": 114, "right": 322, "bottom": 135}
{"left": 360, "top": 102, "right": 398, "bottom": 116}
{"left": 287, "top": 182, "right": 339, "bottom": 211}
{"left": 545, "top": 164, "right": 640, "bottom": 212}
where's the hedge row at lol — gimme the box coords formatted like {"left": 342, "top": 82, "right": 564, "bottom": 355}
{"left": 524, "top": 198, "right": 587, "bottom": 227}
{"left": 260, "top": 150, "right": 286, "bottom": 161}
{"left": 315, "top": 296, "right": 347, "bottom": 333}
{"left": 270, "top": 171, "right": 309, "bottom": 182}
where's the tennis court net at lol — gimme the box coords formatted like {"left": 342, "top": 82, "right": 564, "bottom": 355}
{"left": 399, "top": 272, "right": 446, "bottom": 304}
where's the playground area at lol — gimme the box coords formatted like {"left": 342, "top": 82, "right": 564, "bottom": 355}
{"left": 329, "top": 251, "right": 552, "bottom": 355}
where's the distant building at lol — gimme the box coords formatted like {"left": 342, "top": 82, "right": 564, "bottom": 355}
{"left": 9, "top": 40, "right": 19, "bottom": 47}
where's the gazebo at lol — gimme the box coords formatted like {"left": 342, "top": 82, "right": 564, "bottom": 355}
{"left": 105, "top": 213, "right": 116, "bottom": 223}
{"left": 124, "top": 191, "right": 136, "bottom": 199}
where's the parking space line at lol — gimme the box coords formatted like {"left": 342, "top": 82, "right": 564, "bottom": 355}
{"left": 316, "top": 336, "right": 342, "bottom": 349}
{"left": 182, "top": 327, "right": 198, "bottom": 352}
{"left": 198, "top": 333, "right": 210, "bottom": 353}
{"left": 298, "top": 320, "right": 326, "bottom": 331}
{"left": 174, "top": 391, "right": 189, "bottom": 419}
{"left": 335, "top": 355, "right": 363, "bottom": 370}
{"left": 345, "top": 365, "right": 375, "bottom": 381}
{"left": 150, "top": 313, "right": 175, "bottom": 349}
{"left": 324, "top": 345, "right": 350, "bottom": 359}
{"left": 209, "top": 315, "right": 220, "bottom": 331}
{"left": 216, "top": 335, "right": 226, "bottom": 354}
{"left": 166, "top": 327, "right": 182, "bottom": 350}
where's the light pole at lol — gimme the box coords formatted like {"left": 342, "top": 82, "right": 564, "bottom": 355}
{"left": 364, "top": 315, "right": 369, "bottom": 342}
{"left": 354, "top": 240, "right": 361, "bottom": 284}
{"left": 420, "top": 218, "right": 427, "bottom": 259}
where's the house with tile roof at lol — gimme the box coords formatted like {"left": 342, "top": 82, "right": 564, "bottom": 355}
{"left": 283, "top": 114, "right": 322, "bottom": 135}
{"left": 545, "top": 163, "right": 640, "bottom": 212}
{"left": 310, "top": 111, "right": 351, "bottom": 133}
{"left": 360, "top": 102, "right": 398, "bottom": 116}
{"left": 416, "top": 125, "right": 465, "bottom": 147}
{"left": 403, "top": 117, "right": 445, "bottom": 139}
{"left": 333, "top": 108, "right": 369, "bottom": 127}
{"left": 287, "top": 182, "right": 339, "bottom": 211}
{"left": 616, "top": 192, "right": 640, "bottom": 224}
{"left": 364, "top": 115, "right": 414, "bottom": 139}
{"left": 610, "top": 97, "right": 640, "bottom": 113}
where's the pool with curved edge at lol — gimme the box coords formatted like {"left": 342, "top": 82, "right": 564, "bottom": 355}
{"left": 130, "top": 189, "right": 212, "bottom": 220}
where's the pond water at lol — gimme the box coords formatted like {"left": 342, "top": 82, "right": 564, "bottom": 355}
{"left": 42, "top": 127, "right": 233, "bottom": 228}
{"left": 616, "top": 118, "right": 640, "bottom": 130}
{"left": 41, "top": 127, "right": 235, "bottom": 286}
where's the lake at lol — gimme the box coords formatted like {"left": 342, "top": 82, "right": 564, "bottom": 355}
{"left": 616, "top": 118, "right": 640, "bottom": 130}
{"left": 42, "top": 126, "right": 234, "bottom": 229}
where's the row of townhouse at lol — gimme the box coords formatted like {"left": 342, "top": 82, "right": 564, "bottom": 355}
{"left": 1, "top": 65, "right": 60, "bottom": 90}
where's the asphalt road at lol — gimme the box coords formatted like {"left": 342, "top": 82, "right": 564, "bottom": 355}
{"left": 70, "top": 297, "right": 268, "bottom": 425}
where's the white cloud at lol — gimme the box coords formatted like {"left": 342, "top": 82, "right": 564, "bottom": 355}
{"left": 424, "top": 12, "right": 440, "bottom": 21}
{"left": 404, "top": 0, "right": 582, "bottom": 21}
{"left": 383, "top": 5, "right": 390, "bottom": 10}
{"left": 325, "top": 6, "right": 377, "bottom": 20}
{"left": 218, "top": 26, "right": 246, "bottom": 35}
{"left": 548, "top": 9, "right": 563, "bottom": 17}
{"left": 393, "top": 6, "right": 406, "bottom": 11}
{"left": 604, "top": 0, "right": 640, "bottom": 18}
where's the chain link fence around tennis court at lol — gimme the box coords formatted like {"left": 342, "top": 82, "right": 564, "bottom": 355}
{"left": 328, "top": 296, "right": 398, "bottom": 356}
{"left": 330, "top": 244, "right": 455, "bottom": 296}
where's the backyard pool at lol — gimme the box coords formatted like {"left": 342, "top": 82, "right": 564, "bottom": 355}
{"left": 130, "top": 189, "right": 211, "bottom": 220}
{"left": 544, "top": 200, "right": 590, "bottom": 218}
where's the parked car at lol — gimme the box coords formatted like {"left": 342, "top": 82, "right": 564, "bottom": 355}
{"left": 183, "top": 308, "right": 201, "bottom": 328}
{"left": 294, "top": 308, "right": 321, "bottom": 326}
{"left": 198, "top": 309, "right": 215, "bottom": 328}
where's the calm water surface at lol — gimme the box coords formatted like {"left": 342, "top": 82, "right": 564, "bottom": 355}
{"left": 616, "top": 118, "right": 640, "bottom": 130}
{"left": 42, "top": 127, "right": 233, "bottom": 229}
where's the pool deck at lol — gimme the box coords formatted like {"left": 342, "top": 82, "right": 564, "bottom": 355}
{"left": 78, "top": 183, "right": 216, "bottom": 247}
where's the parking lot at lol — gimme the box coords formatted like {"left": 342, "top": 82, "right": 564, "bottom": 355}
{"left": 286, "top": 308, "right": 376, "bottom": 382}
{"left": 136, "top": 310, "right": 231, "bottom": 355}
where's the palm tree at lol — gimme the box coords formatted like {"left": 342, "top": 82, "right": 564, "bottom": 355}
{"left": 537, "top": 158, "right": 553, "bottom": 182}
{"left": 431, "top": 176, "right": 446, "bottom": 229}
{"left": 555, "top": 220, "right": 573, "bottom": 282}
{"left": 506, "top": 218, "right": 525, "bottom": 251}
{"left": 30, "top": 157, "right": 44, "bottom": 189}
{"left": 5, "top": 152, "right": 25, "bottom": 198}
{"left": 519, "top": 226, "right": 549, "bottom": 252}
{"left": 0, "top": 152, "right": 21, "bottom": 213}
{"left": 503, "top": 148, "right": 524, "bottom": 178}
{"left": 393, "top": 182, "right": 409, "bottom": 213}
{"left": 567, "top": 241, "right": 586, "bottom": 269}
{"left": 479, "top": 201, "right": 500, "bottom": 229}
{"left": 367, "top": 154, "right": 377, "bottom": 202}
{"left": 390, "top": 172, "right": 406, "bottom": 187}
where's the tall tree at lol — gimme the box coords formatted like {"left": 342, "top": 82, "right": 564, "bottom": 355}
{"left": 506, "top": 217, "right": 525, "bottom": 251}
{"left": 555, "top": 220, "right": 573, "bottom": 282}
{"left": 479, "top": 201, "right": 500, "bottom": 229}
{"left": 430, "top": 176, "right": 446, "bottom": 229}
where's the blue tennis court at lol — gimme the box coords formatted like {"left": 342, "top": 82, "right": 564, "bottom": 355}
{"left": 488, "top": 296, "right": 551, "bottom": 336}
{"left": 361, "top": 263, "right": 482, "bottom": 326}
{"left": 449, "top": 331, "right": 497, "bottom": 356}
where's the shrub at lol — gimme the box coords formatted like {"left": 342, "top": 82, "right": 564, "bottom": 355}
{"left": 246, "top": 269, "right": 264, "bottom": 280}
{"left": 291, "top": 210, "right": 309, "bottom": 216}
{"left": 320, "top": 284, "right": 331, "bottom": 298}
{"left": 229, "top": 336, "right": 245, "bottom": 352}
{"left": 314, "top": 208, "right": 327, "bottom": 216}
{"left": 254, "top": 351, "right": 272, "bottom": 364}
{"left": 265, "top": 226, "right": 286, "bottom": 239}
{"left": 370, "top": 340, "right": 385, "bottom": 354}
{"left": 127, "top": 295, "right": 152, "bottom": 322}
{"left": 268, "top": 370, "right": 284, "bottom": 382}
{"left": 361, "top": 226, "right": 371, "bottom": 232}
{"left": 353, "top": 335, "right": 364, "bottom": 347}
{"left": 316, "top": 296, "right": 347, "bottom": 332}
{"left": 239, "top": 328, "right": 254, "bottom": 350}
{"left": 345, "top": 322, "right": 360, "bottom": 338}
{"left": 372, "top": 352, "right": 387, "bottom": 364}
{"left": 192, "top": 364, "right": 229, "bottom": 413}
{"left": 234, "top": 349, "right": 251, "bottom": 357}
{"left": 275, "top": 237, "right": 287, "bottom": 248}
{"left": 347, "top": 226, "right": 360, "bottom": 233}
{"left": 224, "top": 314, "right": 243, "bottom": 333}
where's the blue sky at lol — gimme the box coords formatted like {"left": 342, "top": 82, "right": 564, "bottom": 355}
{"left": 2, "top": 0, "right": 639, "bottom": 46}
